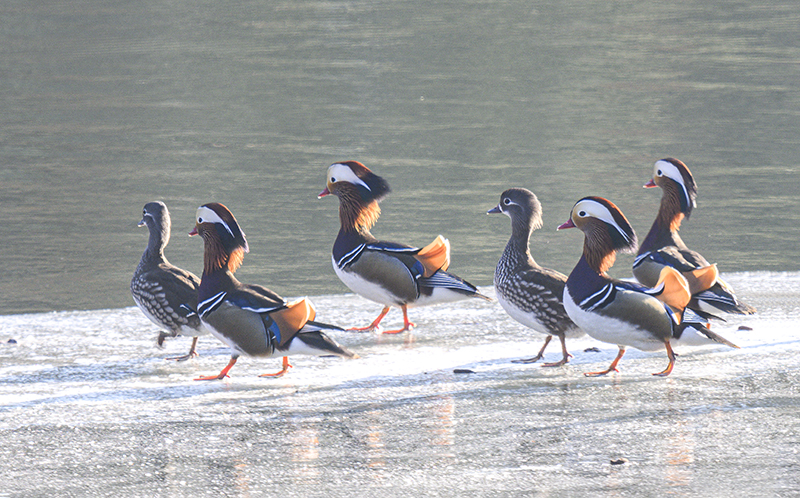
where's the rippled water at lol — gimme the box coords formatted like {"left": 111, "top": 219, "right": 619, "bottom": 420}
{"left": 1, "top": 0, "right": 799, "bottom": 314}
{"left": 1, "top": 0, "right": 799, "bottom": 495}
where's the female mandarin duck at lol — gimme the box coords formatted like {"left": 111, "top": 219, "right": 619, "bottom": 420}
{"left": 189, "top": 202, "right": 357, "bottom": 380}
{"left": 132, "top": 201, "right": 209, "bottom": 361}
{"left": 488, "top": 188, "right": 584, "bottom": 366}
{"left": 558, "top": 196, "right": 738, "bottom": 377}
{"left": 633, "top": 158, "right": 755, "bottom": 319}
{"left": 318, "top": 161, "right": 490, "bottom": 334}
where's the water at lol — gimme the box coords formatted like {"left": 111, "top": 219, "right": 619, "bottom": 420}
{"left": 1, "top": 0, "right": 799, "bottom": 495}
{"left": 1, "top": 0, "right": 799, "bottom": 314}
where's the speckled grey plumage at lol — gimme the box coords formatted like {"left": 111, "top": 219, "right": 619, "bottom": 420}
{"left": 490, "top": 188, "right": 583, "bottom": 366}
{"left": 132, "top": 201, "right": 206, "bottom": 360}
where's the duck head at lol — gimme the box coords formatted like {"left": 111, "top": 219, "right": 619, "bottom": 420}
{"left": 189, "top": 202, "right": 249, "bottom": 274}
{"left": 139, "top": 201, "right": 171, "bottom": 252}
{"left": 646, "top": 158, "right": 697, "bottom": 229}
{"left": 558, "top": 196, "right": 637, "bottom": 274}
{"left": 488, "top": 187, "right": 543, "bottom": 238}
{"left": 318, "top": 161, "right": 391, "bottom": 232}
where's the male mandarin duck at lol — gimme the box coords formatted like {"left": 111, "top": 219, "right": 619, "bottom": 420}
{"left": 558, "top": 196, "right": 738, "bottom": 377}
{"left": 132, "top": 201, "right": 209, "bottom": 361}
{"left": 633, "top": 158, "right": 755, "bottom": 319}
{"left": 189, "top": 202, "right": 356, "bottom": 380}
{"left": 488, "top": 188, "right": 584, "bottom": 366}
{"left": 318, "top": 161, "right": 490, "bottom": 334}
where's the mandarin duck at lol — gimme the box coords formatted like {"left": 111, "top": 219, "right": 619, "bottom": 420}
{"left": 633, "top": 158, "right": 755, "bottom": 319}
{"left": 132, "top": 201, "right": 208, "bottom": 361}
{"left": 558, "top": 196, "right": 738, "bottom": 377}
{"left": 488, "top": 188, "right": 584, "bottom": 366}
{"left": 318, "top": 161, "right": 490, "bottom": 334}
{"left": 189, "top": 202, "right": 356, "bottom": 380}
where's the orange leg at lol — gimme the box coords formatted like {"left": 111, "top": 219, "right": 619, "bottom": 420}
{"left": 512, "top": 335, "right": 552, "bottom": 364}
{"left": 542, "top": 335, "right": 572, "bottom": 368}
{"left": 652, "top": 341, "right": 676, "bottom": 377}
{"left": 585, "top": 347, "right": 625, "bottom": 377}
{"left": 259, "top": 356, "right": 293, "bottom": 378}
{"left": 382, "top": 305, "right": 416, "bottom": 334}
{"left": 195, "top": 356, "right": 238, "bottom": 381}
{"left": 166, "top": 337, "right": 199, "bottom": 362}
{"left": 348, "top": 306, "right": 391, "bottom": 332}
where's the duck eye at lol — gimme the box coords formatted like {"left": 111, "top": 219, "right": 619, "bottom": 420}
{"left": 198, "top": 217, "right": 204, "bottom": 223}
{"left": 578, "top": 211, "right": 586, "bottom": 217}
{"left": 656, "top": 169, "right": 663, "bottom": 176}
{"left": 330, "top": 177, "right": 336, "bottom": 183}
{"left": 503, "top": 198, "right": 511, "bottom": 205}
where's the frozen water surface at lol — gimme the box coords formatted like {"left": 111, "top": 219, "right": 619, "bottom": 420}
{"left": 1, "top": 274, "right": 799, "bottom": 497}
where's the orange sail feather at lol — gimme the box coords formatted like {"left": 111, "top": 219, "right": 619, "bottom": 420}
{"left": 272, "top": 298, "right": 316, "bottom": 347}
{"left": 415, "top": 235, "right": 451, "bottom": 277}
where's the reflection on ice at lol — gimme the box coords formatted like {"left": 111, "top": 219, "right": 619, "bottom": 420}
{"left": 664, "top": 421, "right": 694, "bottom": 490}
{"left": 429, "top": 395, "right": 456, "bottom": 450}
{"left": 1, "top": 274, "right": 799, "bottom": 495}
{"left": 366, "top": 410, "right": 386, "bottom": 473}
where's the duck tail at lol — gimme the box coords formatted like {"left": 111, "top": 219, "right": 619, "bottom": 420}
{"left": 296, "top": 329, "right": 359, "bottom": 359}
{"left": 674, "top": 309, "right": 739, "bottom": 349}
{"left": 692, "top": 280, "right": 756, "bottom": 317}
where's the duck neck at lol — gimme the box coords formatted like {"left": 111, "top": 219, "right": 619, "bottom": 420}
{"left": 338, "top": 195, "right": 381, "bottom": 234}
{"left": 639, "top": 198, "right": 686, "bottom": 254}
{"left": 581, "top": 233, "right": 617, "bottom": 277}
{"left": 499, "top": 227, "right": 536, "bottom": 273}
{"left": 201, "top": 231, "right": 245, "bottom": 276}
{"left": 141, "top": 222, "right": 169, "bottom": 266}
{"left": 566, "top": 253, "right": 610, "bottom": 300}
{"left": 512, "top": 217, "right": 536, "bottom": 256}
{"left": 333, "top": 196, "right": 380, "bottom": 259}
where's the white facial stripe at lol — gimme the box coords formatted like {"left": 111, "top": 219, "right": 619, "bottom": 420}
{"left": 654, "top": 160, "right": 692, "bottom": 208}
{"left": 328, "top": 163, "right": 371, "bottom": 191}
{"left": 654, "top": 160, "right": 684, "bottom": 185}
{"left": 196, "top": 206, "right": 235, "bottom": 239}
{"left": 573, "top": 199, "right": 633, "bottom": 244}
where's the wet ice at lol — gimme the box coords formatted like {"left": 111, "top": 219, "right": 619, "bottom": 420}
{"left": 1, "top": 274, "right": 799, "bottom": 496}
